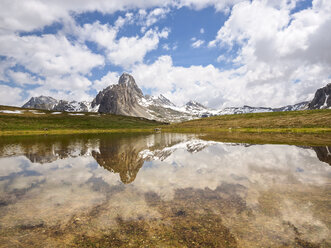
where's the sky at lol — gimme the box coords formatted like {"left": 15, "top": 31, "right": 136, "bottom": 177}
{"left": 0, "top": 0, "right": 330, "bottom": 108}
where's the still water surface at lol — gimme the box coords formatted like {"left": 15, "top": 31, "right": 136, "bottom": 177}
{"left": 0, "top": 133, "right": 330, "bottom": 247}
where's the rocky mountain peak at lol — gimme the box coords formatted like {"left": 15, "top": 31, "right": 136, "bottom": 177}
{"left": 22, "top": 95, "right": 58, "bottom": 110}
{"left": 119, "top": 73, "right": 133, "bottom": 84}
{"left": 186, "top": 100, "right": 207, "bottom": 109}
{"left": 117, "top": 73, "right": 143, "bottom": 96}
{"left": 308, "top": 83, "right": 331, "bottom": 109}
{"left": 91, "top": 73, "right": 147, "bottom": 117}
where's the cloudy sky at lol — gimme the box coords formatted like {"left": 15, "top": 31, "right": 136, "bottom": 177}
{"left": 0, "top": 0, "right": 330, "bottom": 108}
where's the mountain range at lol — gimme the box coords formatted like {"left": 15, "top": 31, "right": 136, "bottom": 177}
{"left": 22, "top": 73, "right": 331, "bottom": 122}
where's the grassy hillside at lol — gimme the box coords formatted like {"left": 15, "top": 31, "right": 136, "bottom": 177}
{"left": 0, "top": 105, "right": 163, "bottom": 135}
{"left": 166, "top": 109, "right": 331, "bottom": 133}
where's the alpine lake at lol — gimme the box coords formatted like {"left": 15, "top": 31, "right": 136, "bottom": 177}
{"left": 0, "top": 132, "right": 330, "bottom": 248}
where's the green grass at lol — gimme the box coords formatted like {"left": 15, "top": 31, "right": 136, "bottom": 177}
{"left": 1, "top": 105, "right": 331, "bottom": 138}
{"left": 166, "top": 109, "right": 331, "bottom": 131}
{"left": 0, "top": 105, "right": 163, "bottom": 135}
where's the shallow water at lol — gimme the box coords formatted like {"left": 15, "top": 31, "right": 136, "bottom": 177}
{"left": 0, "top": 133, "right": 330, "bottom": 247}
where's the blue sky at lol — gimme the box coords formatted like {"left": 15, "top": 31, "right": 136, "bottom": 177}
{"left": 0, "top": 0, "right": 330, "bottom": 108}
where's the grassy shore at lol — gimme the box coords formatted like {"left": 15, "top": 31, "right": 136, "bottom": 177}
{"left": 165, "top": 109, "right": 331, "bottom": 133}
{"left": 0, "top": 105, "right": 163, "bottom": 135}
{"left": 1, "top": 105, "right": 331, "bottom": 137}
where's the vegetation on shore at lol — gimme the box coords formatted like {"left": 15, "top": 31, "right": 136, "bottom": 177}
{"left": 1, "top": 105, "right": 331, "bottom": 138}
{"left": 165, "top": 109, "right": 331, "bottom": 133}
{"left": 0, "top": 105, "right": 163, "bottom": 135}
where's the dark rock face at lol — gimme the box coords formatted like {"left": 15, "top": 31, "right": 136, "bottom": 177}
{"left": 22, "top": 96, "right": 58, "bottom": 110}
{"left": 308, "top": 83, "right": 331, "bottom": 109}
{"left": 92, "top": 73, "right": 149, "bottom": 117}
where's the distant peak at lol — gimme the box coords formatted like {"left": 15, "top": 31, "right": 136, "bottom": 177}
{"left": 186, "top": 100, "right": 206, "bottom": 109}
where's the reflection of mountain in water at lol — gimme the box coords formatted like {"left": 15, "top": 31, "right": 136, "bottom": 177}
{"left": 92, "top": 137, "right": 145, "bottom": 184}
{"left": 0, "top": 133, "right": 195, "bottom": 183}
{"left": 0, "top": 134, "right": 330, "bottom": 183}
{"left": 313, "top": 146, "right": 331, "bottom": 165}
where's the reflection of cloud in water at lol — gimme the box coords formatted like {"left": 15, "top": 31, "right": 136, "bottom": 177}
{"left": 0, "top": 134, "right": 330, "bottom": 247}
{"left": 134, "top": 144, "right": 330, "bottom": 199}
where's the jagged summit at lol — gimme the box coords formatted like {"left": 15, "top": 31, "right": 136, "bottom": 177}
{"left": 119, "top": 73, "right": 134, "bottom": 85}
{"left": 91, "top": 72, "right": 147, "bottom": 117}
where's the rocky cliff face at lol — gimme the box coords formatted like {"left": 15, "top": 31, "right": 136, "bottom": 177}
{"left": 308, "top": 83, "right": 331, "bottom": 109}
{"left": 22, "top": 96, "right": 58, "bottom": 110}
{"left": 91, "top": 73, "right": 150, "bottom": 118}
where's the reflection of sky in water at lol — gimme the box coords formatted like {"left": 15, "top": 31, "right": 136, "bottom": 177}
{"left": 0, "top": 133, "right": 330, "bottom": 247}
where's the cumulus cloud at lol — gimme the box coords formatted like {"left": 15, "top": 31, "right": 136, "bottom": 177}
{"left": 131, "top": 55, "right": 239, "bottom": 107}
{"left": 0, "top": 0, "right": 243, "bottom": 34}
{"left": 205, "top": 0, "right": 331, "bottom": 106}
{"left": 0, "top": 85, "right": 25, "bottom": 106}
{"left": 7, "top": 70, "right": 44, "bottom": 86}
{"left": 0, "top": 31, "right": 104, "bottom": 102}
{"left": 78, "top": 21, "right": 169, "bottom": 69}
{"left": 0, "top": 34, "right": 104, "bottom": 77}
{"left": 107, "top": 28, "right": 169, "bottom": 69}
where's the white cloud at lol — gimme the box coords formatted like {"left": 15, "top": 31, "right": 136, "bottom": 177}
{"left": 200, "top": 28, "right": 205, "bottom": 34}
{"left": 143, "top": 8, "right": 170, "bottom": 27}
{"left": 7, "top": 70, "right": 44, "bottom": 86}
{"left": 0, "top": 58, "right": 15, "bottom": 82}
{"left": 204, "top": 0, "right": 331, "bottom": 106}
{"left": 131, "top": 55, "right": 239, "bottom": 107}
{"left": 0, "top": 34, "right": 104, "bottom": 77}
{"left": 0, "top": 0, "right": 246, "bottom": 38}
{"left": 93, "top": 71, "right": 120, "bottom": 92}
{"left": 0, "top": 85, "right": 25, "bottom": 106}
{"left": 162, "top": 44, "right": 170, "bottom": 50}
{"left": 0, "top": 0, "right": 175, "bottom": 34}
{"left": 107, "top": 28, "right": 169, "bottom": 69}
{"left": 177, "top": 0, "right": 246, "bottom": 12}
{"left": 131, "top": 50, "right": 330, "bottom": 109}
{"left": 79, "top": 21, "right": 169, "bottom": 69}
{"left": 114, "top": 13, "right": 134, "bottom": 29}
{"left": 0, "top": 31, "right": 105, "bottom": 104}
{"left": 0, "top": 0, "right": 245, "bottom": 34}
{"left": 191, "top": 39, "right": 205, "bottom": 48}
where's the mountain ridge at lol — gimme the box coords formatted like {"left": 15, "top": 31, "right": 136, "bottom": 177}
{"left": 22, "top": 73, "right": 331, "bottom": 122}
